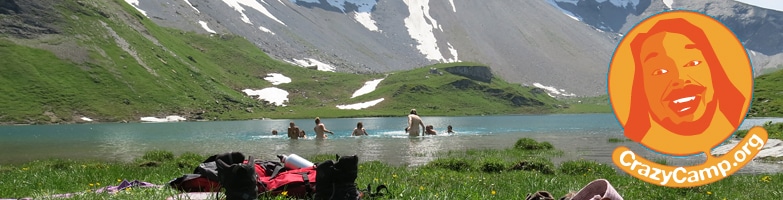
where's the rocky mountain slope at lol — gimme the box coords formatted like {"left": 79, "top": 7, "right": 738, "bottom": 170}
{"left": 548, "top": 0, "right": 783, "bottom": 75}
{"left": 127, "top": 0, "right": 618, "bottom": 97}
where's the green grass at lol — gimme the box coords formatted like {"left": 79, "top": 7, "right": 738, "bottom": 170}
{"left": 749, "top": 68, "right": 783, "bottom": 117}
{"left": 1, "top": 138, "right": 782, "bottom": 199}
{"left": 734, "top": 121, "right": 783, "bottom": 140}
{"left": 607, "top": 138, "right": 631, "bottom": 143}
{"left": 558, "top": 94, "right": 612, "bottom": 113}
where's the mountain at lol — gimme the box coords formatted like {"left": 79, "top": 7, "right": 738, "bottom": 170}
{"left": 124, "top": 0, "right": 619, "bottom": 97}
{"left": 547, "top": 0, "right": 783, "bottom": 75}
{"left": 0, "top": 0, "right": 559, "bottom": 124}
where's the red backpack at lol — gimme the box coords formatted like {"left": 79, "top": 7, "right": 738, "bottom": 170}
{"left": 168, "top": 152, "right": 317, "bottom": 198}
{"left": 256, "top": 164, "right": 316, "bottom": 198}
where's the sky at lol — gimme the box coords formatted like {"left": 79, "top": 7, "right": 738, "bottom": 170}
{"left": 733, "top": 0, "right": 783, "bottom": 12}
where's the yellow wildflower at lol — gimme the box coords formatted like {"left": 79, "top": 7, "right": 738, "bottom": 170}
{"left": 761, "top": 176, "right": 772, "bottom": 183}
{"left": 706, "top": 191, "right": 712, "bottom": 195}
{"left": 89, "top": 183, "right": 94, "bottom": 187}
{"left": 392, "top": 174, "right": 398, "bottom": 178}
{"left": 22, "top": 167, "right": 28, "bottom": 171}
{"left": 117, "top": 179, "right": 122, "bottom": 182}
{"left": 492, "top": 190, "right": 497, "bottom": 195}
{"left": 96, "top": 182, "right": 100, "bottom": 186}
{"left": 281, "top": 191, "right": 288, "bottom": 196}
{"left": 419, "top": 186, "right": 424, "bottom": 191}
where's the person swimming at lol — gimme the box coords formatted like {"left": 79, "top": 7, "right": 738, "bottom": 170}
{"left": 352, "top": 122, "right": 369, "bottom": 136}
{"left": 425, "top": 125, "right": 437, "bottom": 135}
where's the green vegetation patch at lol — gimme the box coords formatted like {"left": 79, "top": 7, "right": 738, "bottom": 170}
{"left": 735, "top": 121, "right": 783, "bottom": 140}
{"left": 746, "top": 68, "right": 782, "bottom": 117}
{"left": 514, "top": 137, "right": 555, "bottom": 150}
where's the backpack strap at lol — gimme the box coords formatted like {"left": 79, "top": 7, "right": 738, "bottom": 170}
{"left": 300, "top": 172, "right": 314, "bottom": 198}
{"left": 268, "top": 165, "right": 285, "bottom": 179}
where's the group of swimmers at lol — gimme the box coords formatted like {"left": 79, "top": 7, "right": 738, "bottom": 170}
{"left": 270, "top": 109, "right": 454, "bottom": 139}
{"left": 406, "top": 109, "right": 454, "bottom": 136}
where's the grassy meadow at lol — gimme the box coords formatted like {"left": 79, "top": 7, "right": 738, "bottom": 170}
{"left": 1, "top": 137, "right": 782, "bottom": 199}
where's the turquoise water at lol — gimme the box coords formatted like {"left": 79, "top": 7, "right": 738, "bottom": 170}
{"left": 1, "top": 114, "right": 781, "bottom": 173}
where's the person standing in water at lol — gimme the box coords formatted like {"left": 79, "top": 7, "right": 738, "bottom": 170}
{"left": 287, "top": 121, "right": 300, "bottom": 140}
{"left": 447, "top": 125, "right": 454, "bottom": 134}
{"left": 406, "top": 109, "right": 426, "bottom": 136}
{"left": 352, "top": 122, "right": 369, "bottom": 136}
{"left": 314, "top": 117, "right": 334, "bottom": 139}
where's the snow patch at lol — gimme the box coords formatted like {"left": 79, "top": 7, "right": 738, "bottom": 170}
{"left": 80, "top": 117, "right": 93, "bottom": 122}
{"left": 595, "top": 0, "right": 640, "bottom": 8}
{"left": 290, "top": 0, "right": 319, "bottom": 3}
{"left": 264, "top": 73, "right": 291, "bottom": 85}
{"left": 259, "top": 26, "right": 275, "bottom": 35}
{"left": 354, "top": 12, "right": 380, "bottom": 32}
{"left": 554, "top": 0, "right": 579, "bottom": 6}
{"left": 734, "top": 0, "right": 783, "bottom": 12}
{"left": 337, "top": 98, "right": 385, "bottom": 110}
{"left": 351, "top": 78, "right": 384, "bottom": 98}
{"left": 546, "top": 0, "right": 583, "bottom": 22}
{"left": 403, "top": 0, "right": 455, "bottom": 62}
{"left": 198, "top": 21, "right": 217, "bottom": 34}
{"left": 221, "top": 0, "right": 286, "bottom": 25}
{"left": 291, "top": 58, "right": 336, "bottom": 72}
{"left": 449, "top": 0, "right": 456, "bottom": 12}
{"left": 446, "top": 42, "right": 459, "bottom": 63}
{"left": 243, "top": 88, "right": 289, "bottom": 106}
{"left": 141, "top": 116, "right": 186, "bottom": 122}
{"left": 662, "top": 0, "right": 673, "bottom": 9}
{"left": 123, "top": 0, "right": 148, "bottom": 17}
{"left": 533, "top": 83, "right": 576, "bottom": 97}
{"left": 291, "top": 0, "right": 376, "bottom": 13}
{"left": 183, "top": 0, "right": 200, "bottom": 13}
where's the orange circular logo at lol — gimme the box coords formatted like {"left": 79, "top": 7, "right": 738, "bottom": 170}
{"left": 608, "top": 10, "right": 753, "bottom": 156}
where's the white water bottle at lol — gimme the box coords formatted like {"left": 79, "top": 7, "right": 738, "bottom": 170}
{"left": 280, "top": 154, "right": 314, "bottom": 169}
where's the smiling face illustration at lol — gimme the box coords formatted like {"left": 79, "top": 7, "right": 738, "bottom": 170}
{"left": 609, "top": 11, "right": 759, "bottom": 186}
{"left": 639, "top": 32, "right": 716, "bottom": 127}
{"left": 610, "top": 12, "right": 752, "bottom": 156}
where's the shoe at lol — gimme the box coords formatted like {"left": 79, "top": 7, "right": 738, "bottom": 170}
{"left": 525, "top": 191, "right": 555, "bottom": 200}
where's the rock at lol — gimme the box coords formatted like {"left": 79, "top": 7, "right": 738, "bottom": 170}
{"left": 712, "top": 138, "right": 783, "bottom": 159}
{"left": 444, "top": 66, "right": 493, "bottom": 83}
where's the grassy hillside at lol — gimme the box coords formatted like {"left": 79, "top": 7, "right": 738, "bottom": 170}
{"left": 557, "top": 67, "right": 783, "bottom": 116}
{"left": 0, "top": 0, "right": 369, "bottom": 124}
{"left": 749, "top": 68, "right": 783, "bottom": 117}
{"left": 249, "top": 63, "right": 561, "bottom": 118}
{"left": 558, "top": 94, "right": 611, "bottom": 114}
{"left": 0, "top": 0, "right": 559, "bottom": 124}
